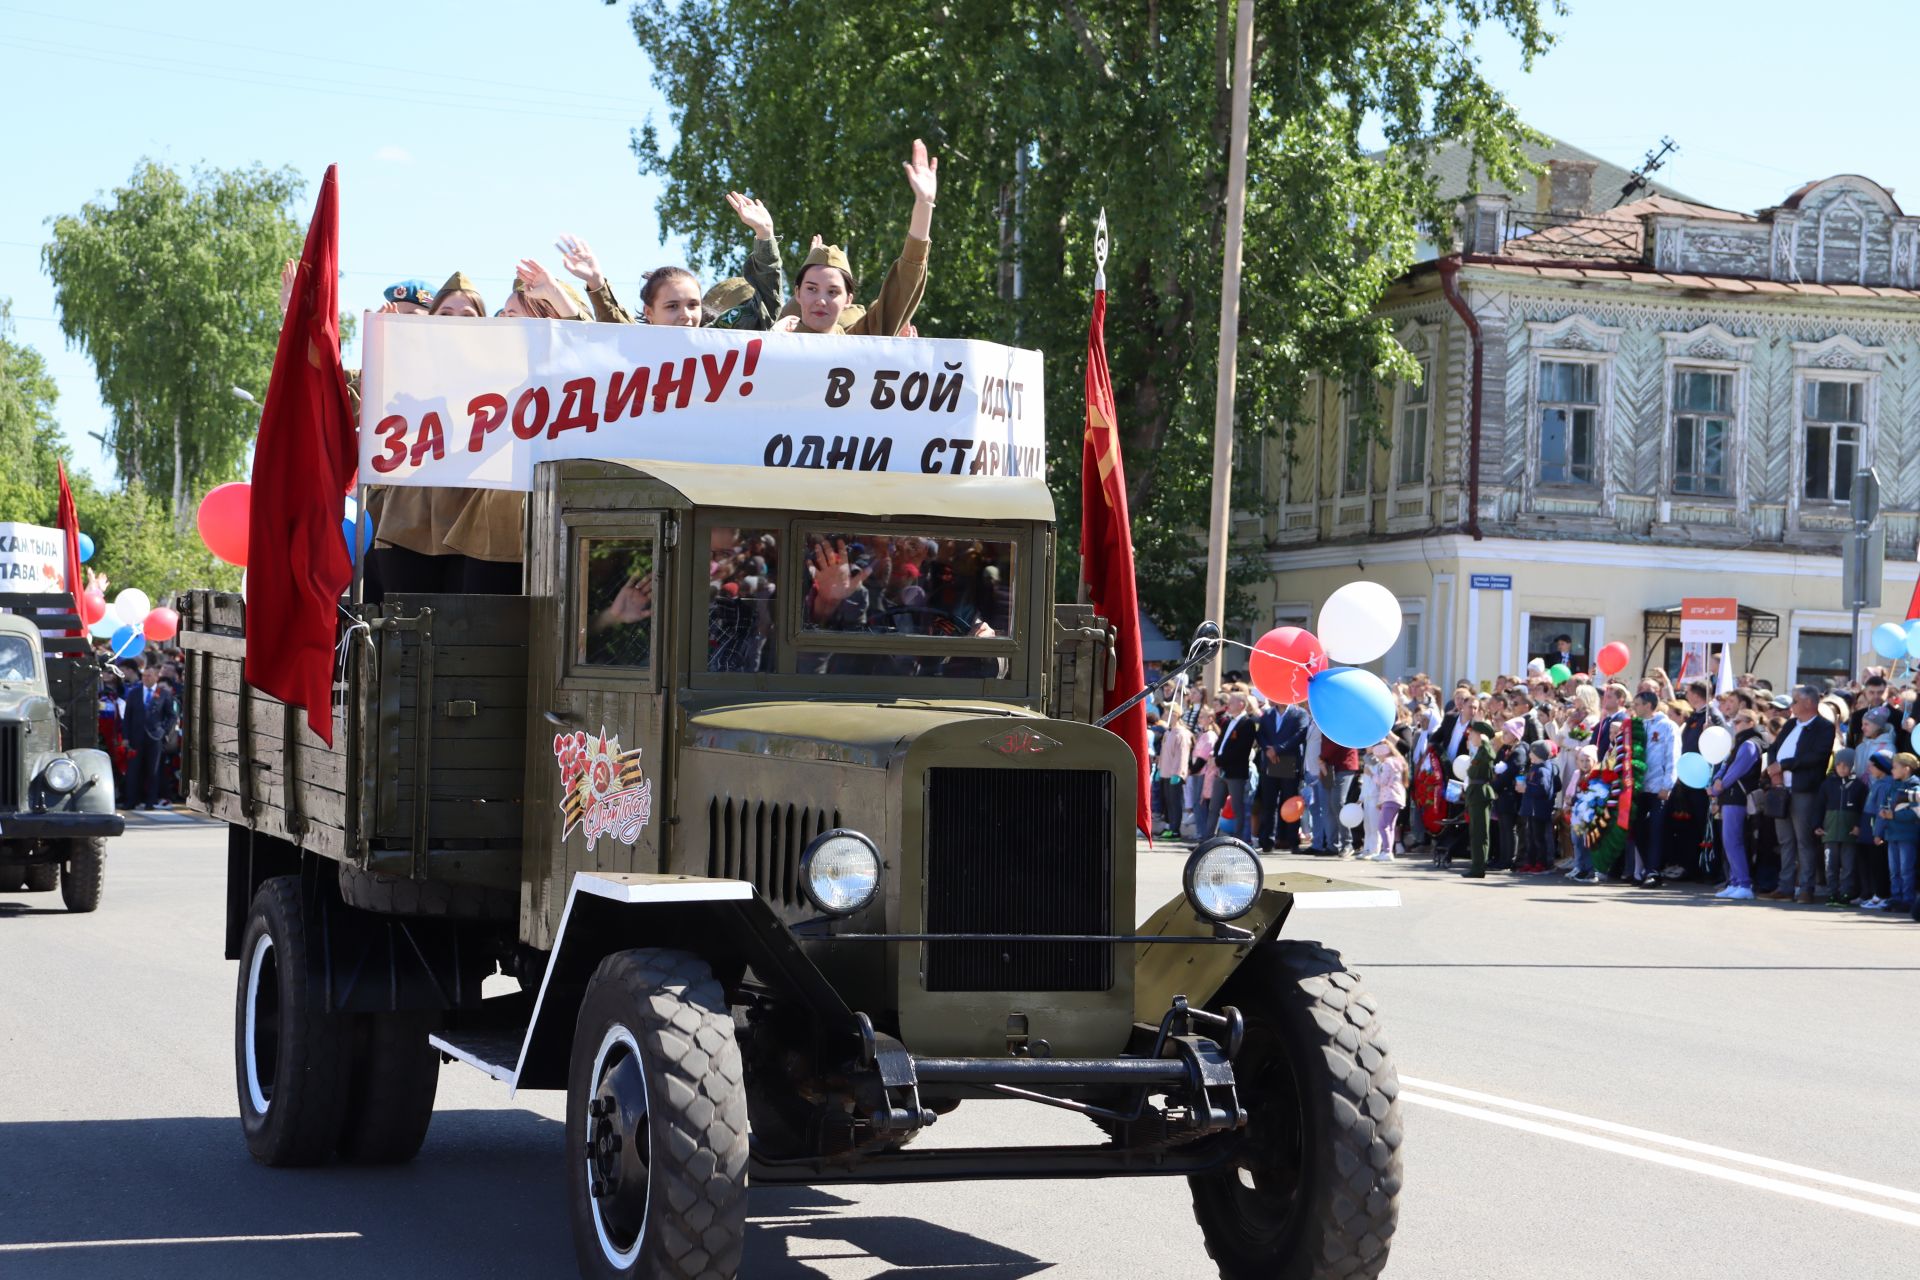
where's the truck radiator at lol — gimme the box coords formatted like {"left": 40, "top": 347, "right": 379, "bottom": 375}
{"left": 0, "top": 724, "right": 18, "bottom": 809}
{"left": 923, "top": 767, "right": 1113, "bottom": 992}
{"left": 706, "top": 797, "right": 839, "bottom": 910}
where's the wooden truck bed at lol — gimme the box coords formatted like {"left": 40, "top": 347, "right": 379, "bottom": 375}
{"left": 176, "top": 590, "right": 528, "bottom": 891}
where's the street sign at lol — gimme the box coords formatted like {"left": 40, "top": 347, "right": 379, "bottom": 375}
{"left": 1843, "top": 525, "right": 1885, "bottom": 610}
{"left": 1469, "top": 574, "right": 1512, "bottom": 590}
{"left": 1681, "top": 597, "right": 1738, "bottom": 645}
{"left": 1851, "top": 466, "right": 1881, "bottom": 526}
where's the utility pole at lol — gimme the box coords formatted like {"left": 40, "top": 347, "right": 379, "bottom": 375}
{"left": 1203, "top": 0, "right": 1255, "bottom": 688}
{"left": 1845, "top": 465, "right": 1883, "bottom": 676}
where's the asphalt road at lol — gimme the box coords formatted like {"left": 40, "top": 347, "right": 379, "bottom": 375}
{"left": 3, "top": 815, "right": 1917, "bottom": 1279}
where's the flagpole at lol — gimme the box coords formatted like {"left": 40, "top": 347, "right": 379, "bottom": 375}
{"left": 1202, "top": 0, "right": 1255, "bottom": 688}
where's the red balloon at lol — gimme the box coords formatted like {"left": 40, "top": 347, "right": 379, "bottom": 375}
{"left": 1250, "top": 626, "right": 1328, "bottom": 705}
{"left": 1280, "top": 795, "right": 1306, "bottom": 823}
{"left": 1595, "top": 641, "right": 1631, "bottom": 677}
{"left": 143, "top": 606, "right": 180, "bottom": 642}
{"left": 78, "top": 589, "right": 107, "bottom": 626}
{"left": 197, "top": 481, "right": 251, "bottom": 567}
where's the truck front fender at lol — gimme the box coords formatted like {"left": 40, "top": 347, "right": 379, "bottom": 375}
{"left": 24, "top": 746, "right": 118, "bottom": 817}
{"left": 511, "top": 872, "right": 858, "bottom": 1093}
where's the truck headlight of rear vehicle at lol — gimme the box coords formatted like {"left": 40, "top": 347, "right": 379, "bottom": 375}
{"left": 800, "top": 829, "right": 882, "bottom": 915}
{"left": 1183, "top": 836, "right": 1263, "bottom": 921}
{"left": 40, "top": 757, "right": 82, "bottom": 794}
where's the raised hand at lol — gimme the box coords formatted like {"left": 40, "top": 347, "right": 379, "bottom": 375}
{"left": 278, "top": 257, "right": 298, "bottom": 316}
{"left": 808, "top": 538, "right": 872, "bottom": 623}
{"left": 726, "top": 192, "right": 776, "bottom": 241}
{"left": 555, "top": 234, "right": 605, "bottom": 293}
{"left": 902, "top": 138, "right": 939, "bottom": 205}
{"left": 517, "top": 259, "right": 580, "bottom": 317}
{"left": 771, "top": 315, "right": 802, "bottom": 333}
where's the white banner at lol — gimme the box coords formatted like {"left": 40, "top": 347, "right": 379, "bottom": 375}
{"left": 0, "top": 521, "right": 66, "bottom": 593}
{"left": 357, "top": 313, "right": 1047, "bottom": 489}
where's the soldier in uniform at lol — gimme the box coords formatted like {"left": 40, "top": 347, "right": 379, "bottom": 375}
{"left": 1464, "top": 719, "right": 1496, "bottom": 878}
{"left": 556, "top": 190, "right": 797, "bottom": 330}
{"left": 774, "top": 138, "right": 938, "bottom": 338}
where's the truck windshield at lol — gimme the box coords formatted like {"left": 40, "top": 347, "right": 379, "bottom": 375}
{"left": 0, "top": 634, "right": 35, "bottom": 682}
{"left": 796, "top": 530, "right": 1015, "bottom": 679}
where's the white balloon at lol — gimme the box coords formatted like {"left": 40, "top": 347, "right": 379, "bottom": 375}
{"left": 343, "top": 494, "right": 359, "bottom": 522}
{"left": 1317, "top": 581, "right": 1403, "bottom": 665}
{"left": 1698, "top": 724, "right": 1734, "bottom": 765}
{"left": 1452, "top": 754, "right": 1471, "bottom": 781}
{"left": 1339, "top": 802, "right": 1364, "bottom": 828}
{"left": 113, "top": 587, "right": 151, "bottom": 627}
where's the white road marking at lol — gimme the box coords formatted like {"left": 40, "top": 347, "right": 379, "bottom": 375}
{"left": 1401, "top": 1092, "right": 1920, "bottom": 1228}
{"left": 1401, "top": 1076, "right": 1920, "bottom": 1208}
{"left": 0, "top": 1231, "right": 362, "bottom": 1253}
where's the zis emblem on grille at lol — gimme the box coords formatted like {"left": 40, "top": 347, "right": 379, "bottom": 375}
{"left": 984, "top": 726, "right": 1062, "bottom": 755}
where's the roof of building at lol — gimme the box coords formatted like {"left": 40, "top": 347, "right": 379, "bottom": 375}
{"left": 1500, "top": 194, "right": 1752, "bottom": 263}
{"left": 1422, "top": 132, "right": 1697, "bottom": 208}
{"left": 1444, "top": 258, "right": 1920, "bottom": 302}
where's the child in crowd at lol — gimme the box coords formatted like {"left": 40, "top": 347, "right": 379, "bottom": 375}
{"left": 1815, "top": 748, "right": 1867, "bottom": 905}
{"left": 1490, "top": 719, "right": 1526, "bottom": 871}
{"left": 1861, "top": 750, "right": 1897, "bottom": 910}
{"left": 1882, "top": 752, "right": 1920, "bottom": 912}
{"left": 1518, "top": 740, "right": 1557, "bottom": 873}
{"left": 1156, "top": 711, "right": 1193, "bottom": 841}
{"left": 1368, "top": 741, "right": 1407, "bottom": 862}
{"left": 1565, "top": 745, "right": 1601, "bottom": 884}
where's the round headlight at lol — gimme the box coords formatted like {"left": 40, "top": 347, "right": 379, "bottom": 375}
{"left": 41, "top": 757, "right": 82, "bottom": 794}
{"left": 1183, "top": 836, "right": 1264, "bottom": 921}
{"left": 801, "top": 829, "right": 882, "bottom": 915}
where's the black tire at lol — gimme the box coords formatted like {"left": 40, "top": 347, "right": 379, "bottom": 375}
{"left": 338, "top": 862, "right": 516, "bottom": 921}
{"left": 24, "top": 862, "right": 59, "bottom": 893}
{"left": 234, "top": 875, "right": 353, "bottom": 1166}
{"left": 567, "top": 948, "right": 749, "bottom": 1280}
{"left": 58, "top": 839, "right": 104, "bottom": 911}
{"left": 0, "top": 862, "right": 23, "bottom": 891}
{"left": 335, "top": 1011, "right": 441, "bottom": 1164}
{"left": 1189, "top": 940, "right": 1402, "bottom": 1280}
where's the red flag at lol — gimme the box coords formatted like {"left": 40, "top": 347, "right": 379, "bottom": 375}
{"left": 244, "top": 165, "right": 354, "bottom": 746}
{"left": 1081, "top": 286, "right": 1152, "bottom": 838}
{"left": 1907, "top": 573, "right": 1920, "bottom": 622}
{"left": 55, "top": 462, "right": 83, "bottom": 626}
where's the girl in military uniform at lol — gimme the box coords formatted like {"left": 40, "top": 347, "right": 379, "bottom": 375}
{"left": 773, "top": 138, "right": 939, "bottom": 338}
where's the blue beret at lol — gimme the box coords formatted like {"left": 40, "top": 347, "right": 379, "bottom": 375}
{"left": 1872, "top": 750, "right": 1895, "bottom": 773}
{"left": 383, "top": 279, "right": 434, "bottom": 308}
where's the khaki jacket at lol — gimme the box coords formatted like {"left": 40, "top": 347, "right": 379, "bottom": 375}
{"left": 779, "top": 235, "right": 927, "bottom": 336}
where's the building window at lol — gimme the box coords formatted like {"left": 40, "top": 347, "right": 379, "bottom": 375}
{"left": 1794, "top": 630, "right": 1852, "bottom": 690}
{"left": 1804, "top": 379, "right": 1864, "bottom": 503}
{"left": 1342, "top": 378, "right": 1371, "bottom": 496}
{"left": 1671, "top": 369, "right": 1732, "bottom": 495}
{"left": 1396, "top": 361, "right": 1430, "bottom": 487}
{"left": 1527, "top": 616, "right": 1591, "bottom": 674}
{"left": 1537, "top": 360, "right": 1598, "bottom": 486}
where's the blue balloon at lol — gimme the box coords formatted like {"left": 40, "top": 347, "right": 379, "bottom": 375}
{"left": 1903, "top": 620, "right": 1920, "bottom": 661}
{"left": 342, "top": 516, "right": 374, "bottom": 563}
{"left": 109, "top": 624, "right": 145, "bottom": 661}
{"left": 1676, "top": 751, "right": 1714, "bottom": 790}
{"left": 88, "top": 615, "right": 117, "bottom": 639}
{"left": 77, "top": 532, "right": 95, "bottom": 563}
{"left": 1306, "top": 665, "right": 1396, "bottom": 749}
{"left": 1872, "top": 621, "right": 1908, "bottom": 659}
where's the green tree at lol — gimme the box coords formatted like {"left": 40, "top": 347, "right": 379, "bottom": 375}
{"left": 618, "top": 0, "right": 1551, "bottom": 631}
{"left": 42, "top": 160, "right": 304, "bottom": 529}
{"left": 0, "top": 299, "right": 66, "bottom": 524}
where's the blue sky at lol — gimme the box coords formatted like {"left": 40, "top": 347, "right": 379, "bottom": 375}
{"left": 2, "top": 0, "right": 1915, "bottom": 484}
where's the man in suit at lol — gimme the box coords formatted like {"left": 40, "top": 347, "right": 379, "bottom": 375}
{"left": 1202, "top": 690, "right": 1260, "bottom": 840}
{"left": 1252, "top": 700, "right": 1311, "bottom": 851}
{"left": 120, "top": 660, "right": 178, "bottom": 810}
{"left": 1765, "top": 684, "right": 1836, "bottom": 903}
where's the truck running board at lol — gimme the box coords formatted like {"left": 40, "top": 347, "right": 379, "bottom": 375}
{"left": 429, "top": 992, "right": 535, "bottom": 1084}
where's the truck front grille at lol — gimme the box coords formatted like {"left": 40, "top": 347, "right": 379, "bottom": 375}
{"left": 923, "top": 767, "right": 1113, "bottom": 992}
{"left": 706, "top": 797, "right": 839, "bottom": 910}
{"left": 0, "top": 724, "right": 19, "bottom": 809}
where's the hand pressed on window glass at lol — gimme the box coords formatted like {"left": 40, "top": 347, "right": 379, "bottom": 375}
{"left": 593, "top": 574, "right": 652, "bottom": 633}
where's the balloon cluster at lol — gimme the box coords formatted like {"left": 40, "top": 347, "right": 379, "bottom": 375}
{"left": 1247, "top": 582, "right": 1404, "bottom": 748}
{"left": 196, "top": 481, "right": 373, "bottom": 572}
{"left": 1871, "top": 620, "right": 1920, "bottom": 662}
{"left": 1675, "top": 722, "right": 1736, "bottom": 791}
{"left": 86, "top": 586, "right": 179, "bottom": 661}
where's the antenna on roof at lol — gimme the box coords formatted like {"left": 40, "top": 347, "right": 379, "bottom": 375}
{"left": 1613, "top": 137, "right": 1678, "bottom": 208}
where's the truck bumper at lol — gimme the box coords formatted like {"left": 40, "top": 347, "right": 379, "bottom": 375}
{"left": 0, "top": 811, "right": 127, "bottom": 844}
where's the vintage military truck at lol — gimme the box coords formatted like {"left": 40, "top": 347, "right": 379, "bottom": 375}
{"left": 0, "top": 594, "right": 120, "bottom": 911}
{"left": 181, "top": 454, "right": 1402, "bottom": 1279}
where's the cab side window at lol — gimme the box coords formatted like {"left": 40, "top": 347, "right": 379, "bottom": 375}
{"left": 576, "top": 536, "right": 656, "bottom": 670}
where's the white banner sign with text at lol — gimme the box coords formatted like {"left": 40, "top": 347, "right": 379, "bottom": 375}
{"left": 0, "top": 521, "right": 67, "bottom": 592}
{"left": 357, "top": 314, "right": 1046, "bottom": 489}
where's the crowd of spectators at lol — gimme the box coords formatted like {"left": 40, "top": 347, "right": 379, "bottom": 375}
{"left": 92, "top": 640, "right": 184, "bottom": 810}
{"left": 1144, "top": 656, "right": 1920, "bottom": 923}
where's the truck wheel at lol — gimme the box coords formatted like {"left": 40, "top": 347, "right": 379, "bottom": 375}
{"left": 336, "top": 1012, "right": 441, "bottom": 1164}
{"left": 235, "top": 875, "right": 352, "bottom": 1166}
{"left": 58, "top": 840, "right": 105, "bottom": 911}
{"left": 1189, "top": 940, "right": 1402, "bottom": 1280}
{"left": 0, "top": 862, "right": 22, "bottom": 891}
{"left": 567, "top": 948, "right": 749, "bottom": 1280}
{"left": 25, "top": 863, "right": 59, "bottom": 893}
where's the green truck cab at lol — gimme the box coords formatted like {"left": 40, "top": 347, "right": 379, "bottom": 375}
{"left": 181, "top": 454, "right": 1402, "bottom": 1280}
{"left": 0, "top": 596, "right": 120, "bottom": 911}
